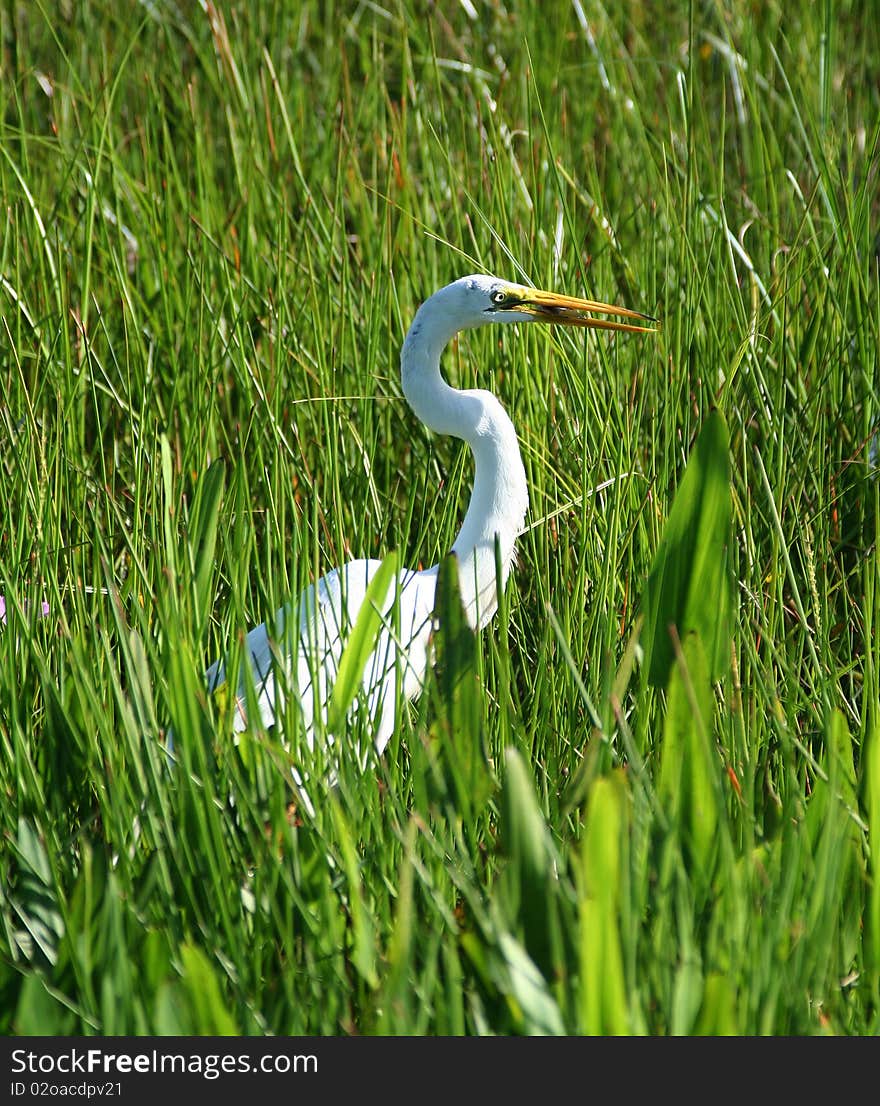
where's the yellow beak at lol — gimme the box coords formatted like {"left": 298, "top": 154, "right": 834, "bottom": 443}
{"left": 517, "top": 287, "right": 657, "bottom": 333}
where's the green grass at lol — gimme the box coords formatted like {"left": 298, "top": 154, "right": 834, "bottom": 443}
{"left": 1, "top": 0, "right": 878, "bottom": 1035}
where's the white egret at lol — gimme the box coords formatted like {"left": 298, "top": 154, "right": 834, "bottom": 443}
{"left": 204, "top": 274, "right": 653, "bottom": 775}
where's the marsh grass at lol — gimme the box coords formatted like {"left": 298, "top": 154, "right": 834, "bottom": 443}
{"left": 1, "top": 0, "right": 878, "bottom": 1034}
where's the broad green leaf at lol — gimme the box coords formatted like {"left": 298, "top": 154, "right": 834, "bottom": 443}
{"left": 695, "top": 973, "right": 740, "bottom": 1035}
{"left": 497, "top": 932, "right": 565, "bottom": 1036}
{"left": 178, "top": 944, "right": 239, "bottom": 1034}
{"left": 154, "top": 983, "right": 189, "bottom": 1035}
{"left": 326, "top": 550, "right": 399, "bottom": 734}
{"left": 642, "top": 409, "right": 733, "bottom": 688}
{"left": 807, "top": 708, "right": 859, "bottom": 851}
{"left": 501, "top": 746, "right": 554, "bottom": 880}
{"left": 15, "top": 814, "right": 52, "bottom": 885}
{"left": 658, "top": 632, "right": 720, "bottom": 880}
{"left": 433, "top": 553, "right": 479, "bottom": 736}
{"left": 8, "top": 818, "right": 64, "bottom": 969}
{"left": 330, "top": 799, "right": 378, "bottom": 989}
{"left": 426, "top": 554, "right": 493, "bottom": 818}
{"left": 670, "top": 957, "right": 704, "bottom": 1035}
{"left": 498, "top": 748, "right": 561, "bottom": 980}
{"left": 377, "top": 818, "right": 417, "bottom": 1031}
{"left": 803, "top": 710, "right": 865, "bottom": 976}
{"left": 14, "top": 974, "right": 76, "bottom": 1035}
{"left": 578, "top": 773, "right": 629, "bottom": 1035}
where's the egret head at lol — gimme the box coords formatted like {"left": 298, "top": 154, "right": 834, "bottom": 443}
{"left": 437, "top": 274, "right": 656, "bottom": 333}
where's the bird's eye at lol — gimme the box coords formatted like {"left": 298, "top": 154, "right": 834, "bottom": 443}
{"left": 491, "top": 290, "right": 507, "bottom": 305}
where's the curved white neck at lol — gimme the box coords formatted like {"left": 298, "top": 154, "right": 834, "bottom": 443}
{"left": 400, "top": 305, "right": 528, "bottom": 629}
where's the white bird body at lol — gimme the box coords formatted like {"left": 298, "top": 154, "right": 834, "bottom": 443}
{"left": 206, "top": 557, "right": 437, "bottom": 761}
{"left": 204, "top": 275, "right": 652, "bottom": 776}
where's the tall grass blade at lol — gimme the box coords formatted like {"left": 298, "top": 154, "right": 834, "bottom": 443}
{"left": 642, "top": 411, "right": 733, "bottom": 688}
{"left": 326, "top": 551, "right": 399, "bottom": 735}
{"left": 187, "top": 459, "right": 226, "bottom": 636}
